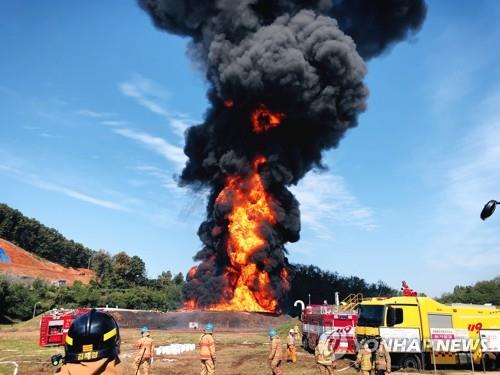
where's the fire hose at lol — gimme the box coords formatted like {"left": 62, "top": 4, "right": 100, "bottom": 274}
{"left": 0, "top": 361, "right": 18, "bottom": 375}
{"left": 134, "top": 348, "right": 147, "bottom": 375}
{"left": 336, "top": 359, "right": 357, "bottom": 373}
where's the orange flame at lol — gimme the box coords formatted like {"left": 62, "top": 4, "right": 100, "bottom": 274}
{"left": 184, "top": 156, "right": 289, "bottom": 312}
{"left": 251, "top": 105, "right": 285, "bottom": 133}
{"left": 187, "top": 266, "right": 197, "bottom": 280}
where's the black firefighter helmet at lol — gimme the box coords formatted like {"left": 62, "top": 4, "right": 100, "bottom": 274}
{"left": 64, "top": 308, "right": 120, "bottom": 363}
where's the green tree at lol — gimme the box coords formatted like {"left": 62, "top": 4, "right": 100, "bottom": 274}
{"left": 91, "top": 250, "right": 113, "bottom": 283}
{"left": 0, "top": 277, "right": 9, "bottom": 316}
{"left": 440, "top": 276, "right": 500, "bottom": 305}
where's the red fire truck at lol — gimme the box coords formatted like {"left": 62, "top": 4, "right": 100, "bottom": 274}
{"left": 299, "top": 294, "right": 361, "bottom": 354}
{"left": 39, "top": 308, "right": 90, "bottom": 346}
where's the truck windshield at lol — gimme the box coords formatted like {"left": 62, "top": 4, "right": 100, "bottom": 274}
{"left": 358, "top": 305, "right": 385, "bottom": 327}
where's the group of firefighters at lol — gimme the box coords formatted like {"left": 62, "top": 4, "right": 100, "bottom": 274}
{"left": 53, "top": 309, "right": 391, "bottom": 375}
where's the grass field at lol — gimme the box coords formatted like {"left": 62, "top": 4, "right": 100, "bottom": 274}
{"left": 1, "top": 317, "right": 498, "bottom": 374}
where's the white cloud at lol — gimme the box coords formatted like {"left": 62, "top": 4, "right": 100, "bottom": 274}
{"left": 100, "top": 120, "right": 127, "bottom": 127}
{"left": 169, "top": 116, "right": 193, "bottom": 140}
{"left": 119, "top": 75, "right": 170, "bottom": 117}
{"left": 422, "top": 92, "right": 500, "bottom": 270}
{"left": 290, "top": 172, "right": 376, "bottom": 238}
{"left": 76, "top": 109, "right": 114, "bottom": 118}
{"left": 114, "top": 128, "right": 187, "bottom": 170}
{"left": 118, "top": 74, "right": 198, "bottom": 142}
{"left": 0, "top": 165, "right": 126, "bottom": 211}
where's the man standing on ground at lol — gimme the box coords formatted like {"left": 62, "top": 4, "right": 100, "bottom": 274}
{"left": 285, "top": 329, "right": 297, "bottom": 363}
{"left": 56, "top": 308, "right": 123, "bottom": 374}
{"left": 374, "top": 337, "right": 391, "bottom": 375}
{"left": 199, "top": 323, "right": 216, "bottom": 375}
{"left": 134, "top": 326, "right": 154, "bottom": 375}
{"left": 315, "top": 335, "right": 335, "bottom": 375}
{"left": 293, "top": 324, "right": 301, "bottom": 342}
{"left": 268, "top": 329, "right": 284, "bottom": 375}
{"left": 356, "top": 342, "right": 373, "bottom": 375}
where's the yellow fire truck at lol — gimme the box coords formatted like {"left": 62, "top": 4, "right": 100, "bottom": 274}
{"left": 356, "top": 296, "right": 500, "bottom": 370}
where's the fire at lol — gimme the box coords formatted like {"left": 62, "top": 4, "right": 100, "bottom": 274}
{"left": 185, "top": 156, "right": 289, "bottom": 312}
{"left": 251, "top": 105, "right": 285, "bottom": 133}
{"left": 187, "top": 266, "right": 197, "bottom": 280}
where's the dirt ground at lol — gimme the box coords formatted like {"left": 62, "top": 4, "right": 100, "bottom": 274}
{"left": 1, "top": 319, "right": 499, "bottom": 375}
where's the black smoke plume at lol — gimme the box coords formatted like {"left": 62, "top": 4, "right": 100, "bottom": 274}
{"left": 139, "top": 0, "right": 427, "bottom": 310}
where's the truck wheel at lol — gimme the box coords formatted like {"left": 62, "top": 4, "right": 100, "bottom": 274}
{"left": 302, "top": 336, "right": 309, "bottom": 350}
{"left": 400, "top": 354, "right": 422, "bottom": 371}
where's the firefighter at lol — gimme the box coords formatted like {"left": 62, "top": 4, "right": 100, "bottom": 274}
{"left": 199, "top": 323, "right": 216, "bottom": 375}
{"left": 355, "top": 342, "right": 373, "bottom": 375}
{"left": 285, "top": 329, "right": 297, "bottom": 363}
{"left": 293, "top": 324, "right": 301, "bottom": 342}
{"left": 55, "top": 308, "right": 122, "bottom": 374}
{"left": 134, "top": 326, "right": 154, "bottom": 375}
{"left": 374, "top": 337, "right": 391, "bottom": 375}
{"left": 315, "top": 335, "right": 335, "bottom": 375}
{"left": 268, "top": 329, "right": 284, "bottom": 375}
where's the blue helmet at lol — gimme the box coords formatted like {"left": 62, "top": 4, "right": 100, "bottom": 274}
{"left": 204, "top": 323, "right": 214, "bottom": 333}
{"left": 140, "top": 326, "right": 149, "bottom": 334}
{"left": 268, "top": 329, "right": 277, "bottom": 337}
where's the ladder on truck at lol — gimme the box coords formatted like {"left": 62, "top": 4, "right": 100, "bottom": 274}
{"left": 339, "top": 293, "right": 363, "bottom": 311}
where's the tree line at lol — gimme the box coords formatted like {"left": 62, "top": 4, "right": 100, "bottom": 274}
{"left": 439, "top": 276, "right": 500, "bottom": 306}
{"left": 0, "top": 203, "right": 92, "bottom": 268}
{"left": 4, "top": 202, "right": 496, "bottom": 322}
{"left": 0, "top": 256, "right": 185, "bottom": 322}
{"left": 285, "top": 264, "right": 398, "bottom": 315}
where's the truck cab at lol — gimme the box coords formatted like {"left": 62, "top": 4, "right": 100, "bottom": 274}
{"left": 356, "top": 296, "right": 500, "bottom": 370}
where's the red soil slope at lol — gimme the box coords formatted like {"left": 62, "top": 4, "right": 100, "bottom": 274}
{"left": 0, "top": 238, "right": 94, "bottom": 285}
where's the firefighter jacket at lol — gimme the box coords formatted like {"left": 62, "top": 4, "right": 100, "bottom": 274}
{"left": 136, "top": 336, "right": 154, "bottom": 359}
{"left": 374, "top": 343, "right": 391, "bottom": 371}
{"left": 293, "top": 325, "right": 301, "bottom": 339}
{"left": 315, "top": 340, "right": 333, "bottom": 366}
{"left": 55, "top": 357, "right": 123, "bottom": 374}
{"left": 199, "top": 333, "right": 216, "bottom": 360}
{"left": 356, "top": 348, "right": 373, "bottom": 371}
{"left": 286, "top": 334, "right": 295, "bottom": 346}
{"left": 269, "top": 335, "right": 283, "bottom": 361}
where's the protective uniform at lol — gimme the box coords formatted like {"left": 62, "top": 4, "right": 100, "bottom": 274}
{"left": 285, "top": 329, "right": 297, "bottom": 363}
{"left": 56, "top": 308, "right": 123, "bottom": 375}
{"left": 356, "top": 344, "right": 373, "bottom": 375}
{"left": 56, "top": 358, "right": 122, "bottom": 375}
{"left": 268, "top": 330, "right": 283, "bottom": 375}
{"left": 315, "top": 338, "right": 335, "bottom": 375}
{"left": 199, "top": 323, "right": 216, "bottom": 375}
{"left": 134, "top": 327, "right": 154, "bottom": 375}
{"left": 293, "top": 324, "right": 301, "bottom": 341}
{"left": 374, "top": 340, "right": 391, "bottom": 375}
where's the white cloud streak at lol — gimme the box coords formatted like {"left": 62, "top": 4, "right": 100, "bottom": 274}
{"left": 0, "top": 165, "right": 126, "bottom": 211}
{"left": 290, "top": 172, "right": 376, "bottom": 238}
{"left": 76, "top": 109, "right": 114, "bottom": 118}
{"left": 423, "top": 93, "right": 500, "bottom": 270}
{"left": 114, "top": 128, "right": 187, "bottom": 170}
{"left": 118, "top": 74, "right": 197, "bottom": 142}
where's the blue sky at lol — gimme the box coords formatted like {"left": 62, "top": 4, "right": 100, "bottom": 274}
{"left": 1, "top": 1, "right": 499, "bottom": 297}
